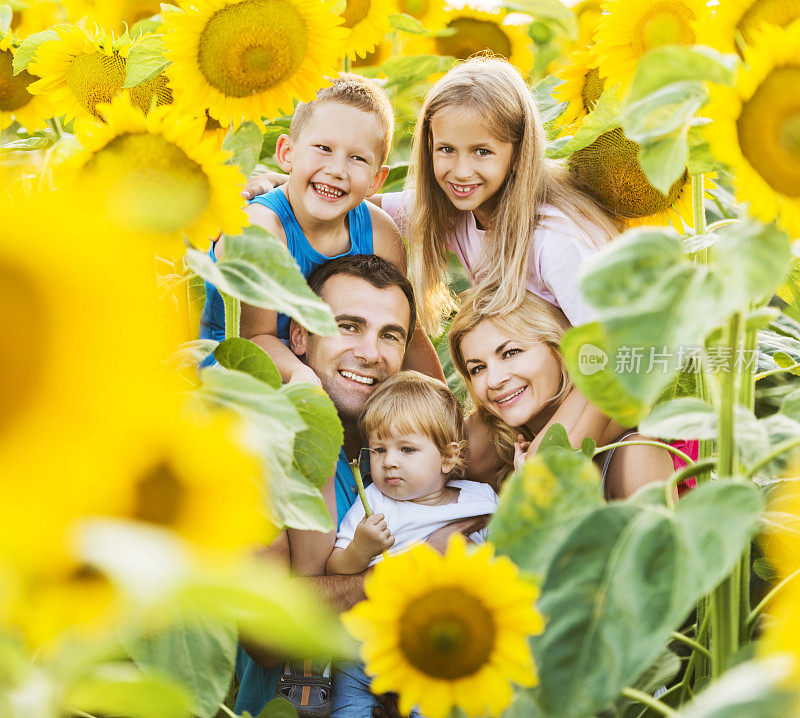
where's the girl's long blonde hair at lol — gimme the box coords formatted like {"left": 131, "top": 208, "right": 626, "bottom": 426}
{"left": 409, "top": 55, "right": 621, "bottom": 335}
{"left": 449, "top": 285, "right": 573, "bottom": 477}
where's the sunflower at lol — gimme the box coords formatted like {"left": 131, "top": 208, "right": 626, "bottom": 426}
{"left": 343, "top": 534, "right": 544, "bottom": 718}
{"left": 705, "top": 21, "right": 800, "bottom": 240}
{"left": 163, "top": 0, "right": 346, "bottom": 126}
{"left": 27, "top": 25, "right": 172, "bottom": 126}
{"left": 353, "top": 38, "right": 393, "bottom": 69}
{"left": 10, "top": 0, "right": 65, "bottom": 37}
{"left": 408, "top": 4, "right": 534, "bottom": 76}
{"left": 71, "top": 94, "right": 246, "bottom": 248}
{"left": 594, "top": 0, "right": 712, "bottom": 96}
{"left": 568, "top": 127, "right": 696, "bottom": 231}
{"left": 341, "top": 0, "right": 396, "bottom": 60}
{"left": 0, "top": 34, "right": 52, "bottom": 131}
{"left": 710, "top": 0, "right": 800, "bottom": 55}
{"left": 574, "top": 0, "right": 604, "bottom": 47}
{"left": 553, "top": 46, "right": 605, "bottom": 128}
{"left": 109, "top": 404, "right": 273, "bottom": 553}
{"left": 82, "top": 0, "right": 164, "bottom": 32}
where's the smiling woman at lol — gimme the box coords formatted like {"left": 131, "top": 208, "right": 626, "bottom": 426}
{"left": 449, "top": 285, "right": 676, "bottom": 498}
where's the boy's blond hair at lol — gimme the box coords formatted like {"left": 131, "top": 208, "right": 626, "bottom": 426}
{"left": 359, "top": 371, "right": 467, "bottom": 479}
{"left": 290, "top": 73, "right": 394, "bottom": 165}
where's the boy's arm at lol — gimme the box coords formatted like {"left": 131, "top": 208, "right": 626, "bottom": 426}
{"left": 369, "top": 205, "right": 444, "bottom": 381}
{"left": 240, "top": 203, "right": 321, "bottom": 386}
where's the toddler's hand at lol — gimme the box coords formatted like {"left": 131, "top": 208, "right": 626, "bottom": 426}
{"left": 353, "top": 513, "right": 395, "bottom": 560}
{"left": 241, "top": 171, "right": 288, "bottom": 199}
{"left": 513, "top": 434, "right": 531, "bottom": 472}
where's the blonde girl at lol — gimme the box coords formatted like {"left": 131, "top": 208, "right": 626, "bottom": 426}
{"left": 449, "top": 286, "right": 677, "bottom": 498}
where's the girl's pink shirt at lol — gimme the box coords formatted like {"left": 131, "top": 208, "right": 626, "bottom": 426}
{"left": 382, "top": 190, "right": 601, "bottom": 326}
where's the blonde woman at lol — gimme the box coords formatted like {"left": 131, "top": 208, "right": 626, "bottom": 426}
{"left": 449, "top": 286, "right": 681, "bottom": 498}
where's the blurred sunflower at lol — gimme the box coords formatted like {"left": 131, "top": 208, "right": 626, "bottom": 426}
{"left": 553, "top": 46, "right": 605, "bottom": 128}
{"left": 9, "top": 0, "right": 65, "bottom": 37}
{"left": 396, "top": 0, "right": 440, "bottom": 26}
{"left": 163, "top": 0, "right": 346, "bottom": 125}
{"left": 410, "top": 4, "right": 534, "bottom": 76}
{"left": 343, "top": 534, "right": 544, "bottom": 718}
{"left": 573, "top": 0, "right": 603, "bottom": 48}
{"left": 86, "top": 0, "right": 164, "bottom": 32}
{"left": 568, "top": 128, "right": 697, "bottom": 232}
{"left": 72, "top": 94, "right": 246, "bottom": 248}
{"left": 341, "top": 0, "right": 396, "bottom": 60}
{"left": 710, "top": 0, "right": 800, "bottom": 55}
{"left": 705, "top": 21, "right": 800, "bottom": 239}
{"left": 595, "top": 0, "right": 711, "bottom": 96}
{"left": 0, "top": 34, "right": 52, "bottom": 131}
{"left": 353, "top": 38, "right": 393, "bottom": 69}
{"left": 27, "top": 25, "right": 172, "bottom": 125}
{"left": 112, "top": 405, "right": 273, "bottom": 552}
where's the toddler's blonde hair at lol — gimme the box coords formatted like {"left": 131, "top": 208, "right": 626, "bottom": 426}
{"left": 359, "top": 371, "right": 467, "bottom": 479}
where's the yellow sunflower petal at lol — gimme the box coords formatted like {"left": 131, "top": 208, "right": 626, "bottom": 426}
{"left": 163, "top": 0, "right": 346, "bottom": 125}
{"left": 594, "top": 0, "right": 712, "bottom": 97}
{"left": 709, "top": 0, "right": 800, "bottom": 55}
{"left": 705, "top": 20, "right": 800, "bottom": 239}
{"left": 341, "top": 0, "right": 397, "bottom": 60}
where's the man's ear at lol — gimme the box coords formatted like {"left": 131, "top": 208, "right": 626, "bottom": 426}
{"left": 275, "top": 134, "right": 293, "bottom": 173}
{"left": 367, "top": 164, "right": 390, "bottom": 196}
{"left": 289, "top": 319, "right": 309, "bottom": 357}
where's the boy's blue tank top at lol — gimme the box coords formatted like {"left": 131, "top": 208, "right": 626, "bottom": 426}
{"left": 198, "top": 188, "right": 374, "bottom": 365}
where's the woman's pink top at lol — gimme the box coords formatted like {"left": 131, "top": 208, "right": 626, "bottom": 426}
{"left": 381, "top": 190, "right": 603, "bottom": 326}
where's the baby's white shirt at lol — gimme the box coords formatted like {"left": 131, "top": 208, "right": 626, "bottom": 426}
{"left": 335, "top": 479, "right": 499, "bottom": 566}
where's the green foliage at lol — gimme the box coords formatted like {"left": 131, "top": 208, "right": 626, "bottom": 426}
{"left": 503, "top": 0, "right": 576, "bottom": 37}
{"left": 0, "top": 5, "right": 11, "bottom": 33}
{"left": 124, "top": 33, "right": 169, "bottom": 87}
{"left": 532, "top": 481, "right": 763, "bottom": 717}
{"left": 547, "top": 86, "right": 621, "bottom": 159}
{"left": 0, "top": 130, "right": 56, "bottom": 152}
{"left": 186, "top": 225, "right": 337, "bottom": 337}
{"left": 389, "top": 12, "right": 427, "bottom": 34}
{"left": 489, "top": 448, "right": 603, "bottom": 579}
{"left": 250, "top": 698, "right": 299, "bottom": 717}
{"left": 63, "top": 663, "right": 193, "bottom": 718}
{"left": 125, "top": 612, "right": 237, "bottom": 718}
{"left": 224, "top": 121, "right": 264, "bottom": 176}
{"left": 12, "top": 27, "right": 62, "bottom": 74}
{"left": 214, "top": 338, "right": 282, "bottom": 388}
{"left": 380, "top": 54, "right": 454, "bottom": 91}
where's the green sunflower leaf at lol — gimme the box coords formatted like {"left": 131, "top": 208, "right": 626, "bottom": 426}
{"left": 0, "top": 5, "right": 12, "bottom": 34}
{"left": 380, "top": 54, "right": 453, "bottom": 90}
{"left": 214, "top": 337, "right": 281, "bottom": 388}
{"left": 636, "top": 129, "right": 689, "bottom": 194}
{"left": 185, "top": 225, "right": 337, "bottom": 337}
{"left": 124, "top": 33, "right": 169, "bottom": 88}
{"left": 389, "top": 12, "right": 426, "bottom": 34}
{"left": 12, "top": 27, "right": 62, "bottom": 74}
{"left": 546, "top": 85, "right": 621, "bottom": 159}
{"left": 224, "top": 121, "right": 263, "bottom": 175}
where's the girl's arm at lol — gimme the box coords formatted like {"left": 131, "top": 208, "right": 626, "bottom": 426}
{"left": 326, "top": 513, "right": 394, "bottom": 575}
{"left": 370, "top": 205, "right": 445, "bottom": 381}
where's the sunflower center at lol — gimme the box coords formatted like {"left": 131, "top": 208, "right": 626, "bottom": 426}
{"left": 568, "top": 128, "right": 687, "bottom": 217}
{"left": 399, "top": 587, "right": 496, "bottom": 679}
{"left": 198, "top": 0, "right": 308, "bottom": 98}
{"left": 84, "top": 132, "right": 211, "bottom": 233}
{"left": 737, "top": 0, "right": 800, "bottom": 47}
{"left": 0, "top": 264, "right": 46, "bottom": 438}
{"left": 0, "top": 49, "right": 35, "bottom": 112}
{"left": 398, "top": 0, "right": 428, "bottom": 19}
{"left": 134, "top": 460, "right": 185, "bottom": 526}
{"left": 632, "top": 2, "right": 696, "bottom": 55}
{"left": 342, "top": 0, "right": 371, "bottom": 28}
{"left": 581, "top": 66, "right": 604, "bottom": 113}
{"left": 65, "top": 51, "right": 126, "bottom": 119}
{"left": 128, "top": 72, "right": 173, "bottom": 112}
{"left": 436, "top": 18, "right": 513, "bottom": 60}
{"left": 738, "top": 65, "right": 800, "bottom": 197}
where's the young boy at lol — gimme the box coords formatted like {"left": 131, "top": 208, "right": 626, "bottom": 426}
{"left": 200, "top": 74, "right": 441, "bottom": 382}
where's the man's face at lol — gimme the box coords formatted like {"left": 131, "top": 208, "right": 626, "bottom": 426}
{"left": 292, "top": 275, "right": 410, "bottom": 422}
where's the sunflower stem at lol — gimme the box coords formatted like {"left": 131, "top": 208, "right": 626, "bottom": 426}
{"left": 746, "top": 565, "right": 800, "bottom": 632}
{"left": 222, "top": 291, "right": 240, "bottom": 340}
{"left": 218, "top": 704, "right": 237, "bottom": 718}
{"left": 691, "top": 173, "right": 707, "bottom": 252}
{"left": 343, "top": 55, "right": 352, "bottom": 72}
{"left": 351, "top": 459, "right": 389, "bottom": 561}
{"left": 620, "top": 688, "right": 677, "bottom": 717}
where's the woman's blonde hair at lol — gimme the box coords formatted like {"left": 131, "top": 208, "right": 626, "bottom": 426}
{"left": 408, "top": 55, "right": 621, "bottom": 335}
{"left": 359, "top": 370, "right": 467, "bottom": 479}
{"left": 449, "top": 285, "right": 573, "bottom": 474}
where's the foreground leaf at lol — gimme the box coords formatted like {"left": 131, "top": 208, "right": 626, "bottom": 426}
{"left": 124, "top": 34, "right": 169, "bottom": 87}
{"left": 214, "top": 338, "right": 281, "bottom": 388}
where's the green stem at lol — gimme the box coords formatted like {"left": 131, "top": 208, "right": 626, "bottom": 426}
{"left": 218, "top": 704, "right": 237, "bottom": 718}
{"left": 706, "top": 218, "right": 739, "bottom": 233}
{"left": 222, "top": 292, "right": 240, "bottom": 340}
{"left": 669, "top": 458, "right": 715, "bottom": 488}
{"left": 351, "top": 459, "right": 389, "bottom": 561}
{"left": 682, "top": 607, "right": 712, "bottom": 704}
{"left": 70, "top": 711, "right": 99, "bottom": 718}
{"left": 620, "top": 688, "right": 677, "bottom": 717}
{"left": 746, "top": 565, "right": 800, "bottom": 631}
{"left": 692, "top": 173, "right": 707, "bottom": 256}
{"left": 343, "top": 55, "right": 352, "bottom": 72}
{"left": 670, "top": 631, "right": 712, "bottom": 661}
{"left": 755, "top": 363, "right": 800, "bottom": 381}
{"left": 746, "top": 435, "right": 800, "bottom": 478}
{"left": 594, "top": 440, "right": 693, "bottom": 466}
{"left": 787, "top": 280, "right": 800, "bottom": 311}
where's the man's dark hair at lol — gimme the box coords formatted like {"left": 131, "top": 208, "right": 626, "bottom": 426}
{"left": 306, "top": 255, "right": 416, "bottom": 343}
